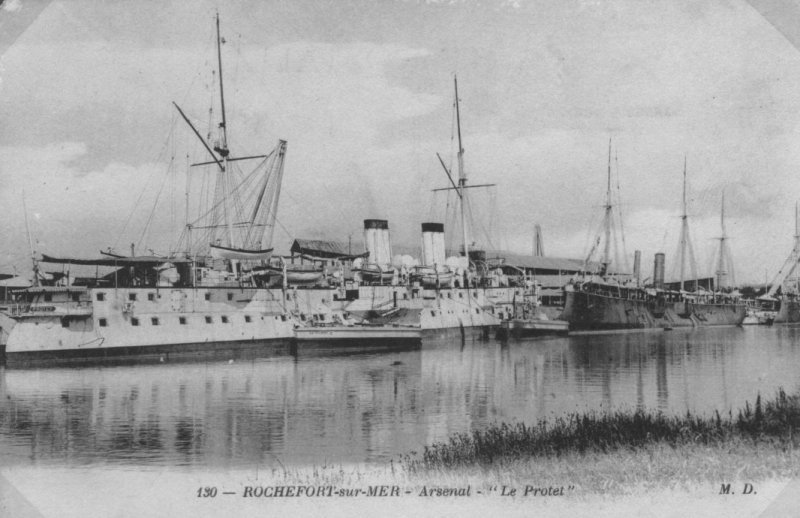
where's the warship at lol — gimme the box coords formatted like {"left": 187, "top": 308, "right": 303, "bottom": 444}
{"left": 561, "top": 155, "right": 746, "bottom": 331}
{"left": 1, "top": 19, "right": 521, "bottom": 363}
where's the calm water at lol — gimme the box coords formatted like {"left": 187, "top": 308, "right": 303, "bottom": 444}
{"left": 2, "top": 325, "right": 800, "bottom": 468}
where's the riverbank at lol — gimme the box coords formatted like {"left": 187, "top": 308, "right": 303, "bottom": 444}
{"left": 402, "top": 388, "right": 800, "bottom": 491}
{"left": 4, "top": 390, "right": 799, "bottom": 517}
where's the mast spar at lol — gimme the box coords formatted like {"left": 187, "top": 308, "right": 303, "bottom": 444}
{"left": 679, "top": 157, "right": 687, "bottom": 291}
{"left": 170, "top": 13, "right": 283, "bottom": 264}
{"left": 766, "top": 202, "right": 800, "bottom": 297}
{"left": 433, "top": 76, "right": 495, "bottom": 277}
{"left": 454, "top": 76, "right": 469, "bottom": 261}
{"left": 214, "top": 12, "right": 235, "bottom": 250}
{"left": 677, "top": 156, "right": 698, "bottom": 291}
{"left": 22, "top": 189, "right": 39, "bottom": 287}
{"left": 714, "top": 190, "right": 734, "bottom": 290}
{"left": 602, "top": 138, "right": 612, "bottom": 274}
{"left": 215, "top": 12, "right": 229, "bottom": 157}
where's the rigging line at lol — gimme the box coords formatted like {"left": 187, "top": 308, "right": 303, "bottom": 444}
{"left": 137, "top": 155, "right": 175, "bottom": 251}
{"left": 188, "top": 156, "right": 269, "bottom": 226}
{"left": 270, "top": 212, "right": 294, "bottom": 243}
{"left": 473, "top": 193, "right": 495, "bottom": 251}
{"left": 113, "top": 113, "right": 180, "bottom": 251}
{"left": 614, "top": 149, "right": 630, "bottom": 271}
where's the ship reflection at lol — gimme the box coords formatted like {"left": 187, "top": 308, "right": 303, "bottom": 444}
{"left": 1, "top": 326, "right": 798, "bottom": 467}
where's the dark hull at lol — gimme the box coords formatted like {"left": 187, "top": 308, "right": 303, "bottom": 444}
{"left": 562, "top": 289, "right": 746, "bottom": 331}
{"left": 497, "top": 319, "right": 569, "bottom": 340}
{"left": 3, "top": 338, "right": 293, "bottom": 368}
{"left": 774, "top": 297, "right": 800, "bottom": 323}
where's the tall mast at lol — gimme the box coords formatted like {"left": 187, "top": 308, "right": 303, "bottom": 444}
{"left": 792, "top": 201, "right": 800, "bottom": 290}
{"left": 215, "top": 12, "right": 229, "bottom": 154}
{"left": 454, "top": 75, "right": 469, "bottom": 261}
{"left": 214, "top": 12, "right": 235, "bottom": 249}
{"left": 715, "top": 190, "right": 730, "bottom": 290}
{"left": 22, "top": 189, "right": 39, "bottom": 287}
{"left": 433, "top": 77, "right": 494, "bottom": 272}
{"left": 792, "top": 202, "right": 800, "bottom": 289}
{"left": 602, "top": 138, "right": 612, "bottom": 273}
{"left": 766, "top": 202, "right": 800, "bottom": 297}
{"left": 679, "top": 157, "right": 687, "bottom": 291}
{"left": 676, "top": 156, "right": 698, "bottom": 291}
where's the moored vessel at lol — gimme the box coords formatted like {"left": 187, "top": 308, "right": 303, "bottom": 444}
{"left": 759, "top": 204, "right": 800, "bottom": 323}
{"left": 1, "top": 44, "right": 534, "bottom": 364}
{"left": 561, "top": 155, "right": 746, "bottom": 331}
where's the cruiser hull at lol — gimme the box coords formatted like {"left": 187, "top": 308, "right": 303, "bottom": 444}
{"left": 4, "top": 287, "right": 296, "bottom": 363}
{"left": 562, "top": 289, "right": 746, "bottom": 331}
{"left": 2, "top": 285, "right": 518, "bottom": 363}
{"left": 3, "top": 339, "right": 293, "bottom": 366}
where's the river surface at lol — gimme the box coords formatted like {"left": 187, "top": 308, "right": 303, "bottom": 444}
{"left": 1, "top": 325, "right": 799, "bottom": 468}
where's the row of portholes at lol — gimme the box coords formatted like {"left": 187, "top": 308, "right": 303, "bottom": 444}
{"left": 98, "top": 314, "right": 288, "bottom": 327}
{"left": 435, "top": 291, "right": 485, "bottom": 300}
{"left": 96, "top": 292, "right": 237, "bottom": 302}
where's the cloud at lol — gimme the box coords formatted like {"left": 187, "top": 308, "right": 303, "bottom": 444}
{"left": 2, "top": 0, "right": 23, "bottom": 13}
{"left": 0, "top": 143, "right": 178, "bottom": 269}
{"left": 3, "top": 0, "right": 800, "bottom": 284}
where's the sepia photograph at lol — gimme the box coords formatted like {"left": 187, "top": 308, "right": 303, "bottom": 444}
{"left": 1, "top": 0, "right": 800, "bottom": 516}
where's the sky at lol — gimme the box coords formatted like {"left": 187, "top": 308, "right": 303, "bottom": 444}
{"left": 2, "top": 0, "right": 800, "bottom": 284}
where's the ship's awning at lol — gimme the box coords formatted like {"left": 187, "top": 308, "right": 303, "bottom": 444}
{"left": 0, "top": 275, "right": 30, "bottom": 287}
{"left": 210, "top": 244, "right": 273, "bottom": 261}
{"left": 13, "top": 286, "right": 88, "bottom": 293}
{"left": 491, "top": 253, "right": 605, "bottom": 273}
{"left": 290, "top": 239, "right": 368, "bottom": 260}
{"left": 41, "top": 254, "right": 191, "bottom": 266}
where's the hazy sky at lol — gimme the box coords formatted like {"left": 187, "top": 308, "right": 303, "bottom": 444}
{"left": 2, "top": 0, "right": 800, "bottom": 284}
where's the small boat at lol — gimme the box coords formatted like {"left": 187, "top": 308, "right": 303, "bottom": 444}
{"left": 209, "top": 244, "right": 273, "bottom": 261}
{"left": 741, "top": 306, "right": 776, "bottom": 326}
{"left": 293, "top": 309, "right": 420, "bottom": 343}
{"left": 498, "top": 316, "right": 569, "bottom": 339}
{"left": 497, "top": 283, "right": 568, "bottom": 339}
{"left": 294, "top": 324, "right": 421, "bottom": 343}
{"left": 352, "top": 264, "right": 394, "bottom": 284}
{"left": 250, "top": 263, "right": 325, "bottom": 285}
{"left": 410, "top": 265, "right": 454, "bottom": 287}
{"left": 499, "top": 317, "right": 569, "bottom": 338}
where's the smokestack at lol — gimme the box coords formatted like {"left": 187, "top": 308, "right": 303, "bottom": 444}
{"left": 653, "top": 252, "right": 665, "bottom": 289}
{"left": 421, "top": 222, "right": 446, "bottom": 267}
{"left": 363, "top": 219, "right": 392, "bottom": 267}
{"left": 633, "top": 250, "right": 641, "bottom": 286}
{"left": 533, "top": 224, "right": 545, "bottom": 257}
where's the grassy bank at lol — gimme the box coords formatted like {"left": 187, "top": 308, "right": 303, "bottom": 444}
{"left": 403, "top": 388, "right": 800, "bottom": 489}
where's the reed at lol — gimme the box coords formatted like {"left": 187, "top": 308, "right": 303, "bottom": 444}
{"left": 406, "top": 388, "right": 800, "bottom": 472}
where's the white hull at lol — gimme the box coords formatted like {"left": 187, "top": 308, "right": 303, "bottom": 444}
{"left": 3, "top": 285, "right": 520, "bottom": 361}
{"left": 4, "top": 287, "right": 294, "bottom": 361}
{"left": 0, "top": 310, "right": 15, "bottom": 351}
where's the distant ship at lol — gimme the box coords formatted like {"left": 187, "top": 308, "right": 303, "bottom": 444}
{"left": 560, "top": 154, "right": 746, "bottom": 331}
{"left": 756, "top": 203, "right": 800, "bottom": 323}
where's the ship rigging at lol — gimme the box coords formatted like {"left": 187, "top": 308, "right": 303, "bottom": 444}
{"left": 172, "top": 13, "right": 286, "bottom": 267}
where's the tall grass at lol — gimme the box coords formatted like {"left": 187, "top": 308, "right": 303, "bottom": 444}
{"left": 407, "top": 388, "right": 800, "bottom": 471}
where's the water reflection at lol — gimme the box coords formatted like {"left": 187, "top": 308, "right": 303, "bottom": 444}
{"left": 2, "top": 326, "right": 800, "bottom": 467}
